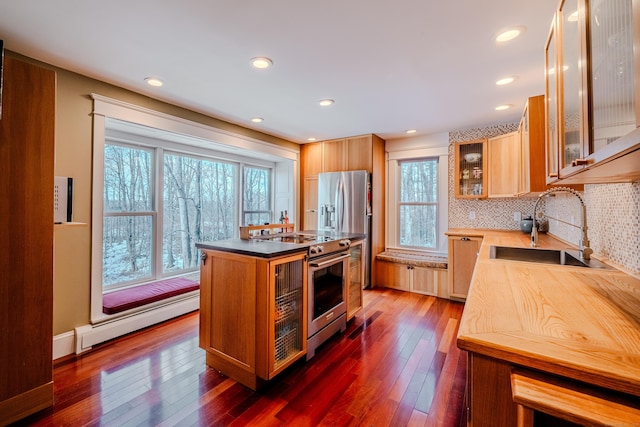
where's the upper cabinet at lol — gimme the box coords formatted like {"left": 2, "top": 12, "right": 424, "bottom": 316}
{"left": 545, "top": 0, "right": 640, "bottom": 184}
{"left": 321, "top": 135, "right": 378, "bottom": 173}
{"left": 454, "top": 139, "right": 488, "bottom": 199}
{"left": 301, "top": 143, "right": 323, "bottom": 177}
{"left": 488, "top": 132, "right": 519, "bottom": 198}
{"left": 518, "top": 95, "right": 550, "bottom": 194}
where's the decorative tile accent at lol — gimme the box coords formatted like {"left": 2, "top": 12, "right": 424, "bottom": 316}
{"left": 447, "top": 124, "right": 639, "bottom": 274}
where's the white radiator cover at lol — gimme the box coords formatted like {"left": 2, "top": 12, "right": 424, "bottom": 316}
{"left": 72, "top": 295, "right": 199, "bottom": 355}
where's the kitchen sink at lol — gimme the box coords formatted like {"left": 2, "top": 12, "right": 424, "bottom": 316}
{"left": 489, "top": 245, "right": 612, "bottom": 269}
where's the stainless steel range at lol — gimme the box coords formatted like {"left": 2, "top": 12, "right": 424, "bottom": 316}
{"left": 305, "top": 236, "right": 351, "bottom": 360}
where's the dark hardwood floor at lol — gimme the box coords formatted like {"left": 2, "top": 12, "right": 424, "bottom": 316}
{"left": 15, "top": 288, "right": 467, "bottom": 427}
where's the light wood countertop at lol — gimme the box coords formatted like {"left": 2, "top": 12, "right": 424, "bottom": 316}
{"left": 453, "top": 229, "right": 640, "bottom": 397}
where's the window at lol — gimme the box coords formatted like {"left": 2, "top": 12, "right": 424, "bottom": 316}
{"left": 386, "top": 145, "right": 448, "bottom": 254}
{"left": 243, "top": 166, "right": 271, "bottom": 225}
{"left": 103, "top": 144, "right": 154, "bottom": 287}
{"left": 398, "top": 159, "right": 438, "bottom": 248}
{"left": 91, "top": 97, "right": 296, "bottom": 323}
{"left": 163, "top": 152, "right": 238, "bottom": 274}
{"left": 102, "top": 142, "right": 250, "bottom": 290}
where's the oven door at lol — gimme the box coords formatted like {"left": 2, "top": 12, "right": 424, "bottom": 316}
{"left": 307, "top": 251, "right": 349, "bottom": 338}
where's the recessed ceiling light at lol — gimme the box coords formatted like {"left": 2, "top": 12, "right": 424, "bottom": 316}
{"left": 496, "top": 26, "right": 526, "bottom": 42}
{"left": 495, "top": 76, "right": 518, "bottom": 86}
{"left": 307, "top": 137, "right": 317, "bottom": 142}
{"left": 495, "top": 104, "right": 513, "bottom": 111}
{"left": 250, "top": 57, "right": 273, "bottom": 69}
{"left": 406, "top": 129, "right": 417, "bottom": 134}
{"left": 145, "top": 77, "right": 164, "bottom": 87}
{"left": 318, "top": 99, "right": 335, "bottom": 107}
{"left": 251, "top": 117, "right": 264, "bottom": 123}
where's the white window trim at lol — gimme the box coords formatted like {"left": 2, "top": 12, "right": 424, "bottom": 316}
{"left": 90, "top": 95, "right": 297, "bottom": 324}
{"left": 386, "top": 146, "right": 449, "bottom": 255}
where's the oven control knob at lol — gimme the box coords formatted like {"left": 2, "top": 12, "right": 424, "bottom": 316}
{"left": 339, "top": 239, "right": 351, "bottom": 247}
{"left": 310, "top": 245, "right": 323, "bottom": 254}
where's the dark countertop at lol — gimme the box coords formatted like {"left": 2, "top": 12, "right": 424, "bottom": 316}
{"left": 196, "top": 231, "right": 365, "bottom": 258}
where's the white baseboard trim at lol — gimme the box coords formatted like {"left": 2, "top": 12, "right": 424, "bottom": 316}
{"left": 53, "top": 331, "right": 75, "bottom": 360}
{"left": 63, "top": 295, "right": 200, "bottom": 357}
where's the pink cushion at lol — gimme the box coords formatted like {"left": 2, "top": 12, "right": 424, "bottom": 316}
{"left": 103, "top": 277, "right": 199, "bottom": 315}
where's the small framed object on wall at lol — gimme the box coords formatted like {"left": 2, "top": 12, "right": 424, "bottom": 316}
{"left": 54, "top": 176, "right": 74, "bottom": 223}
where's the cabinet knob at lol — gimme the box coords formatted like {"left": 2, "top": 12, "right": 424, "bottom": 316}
{"left": 461, "top": 237, "right": 471, "bottom": 241}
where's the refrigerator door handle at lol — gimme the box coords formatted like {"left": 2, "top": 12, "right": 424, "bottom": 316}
{"left": 336, "top": 179, "right": 345, "bottom": 231}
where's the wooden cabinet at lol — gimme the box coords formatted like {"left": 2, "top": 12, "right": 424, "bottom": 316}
{"left": 487, "top": 132, "right": 519, "bottom": 198}
{"left": 199, "top": 249, "right": 307, "bottom": 390}
{"left": 0, "top": 56, "right": 55, "bottom": 425}
{"left": 545, "top": 0, "right": 640, "bottom": 184}
{"left": 518, "top": 95, "right": 550, "bottom": 195}
{"left": 321, "top": 135, "right": 378, "bottom": 173}
{"left": 447, "top": 235, "right": 481, "bottom": 300}
{"left": 454, "top": 139, "right": 488, "bottom": 199}
{"left": 301, "top": 142, "right": 323, "bottom": 177}
{"left": 376, "top": 261, "right": 410, "bottom": 291}
{"left": 321, "top": 138, "right": 347, "bottom": 172}
{"left": 300, "top": 143, "right": 322, "bottom": 230}
{"left": 302, "top": 177, "right": 318, "bottom": 230}
{"left": 347, "top": 241, "right": 364, "bottom": 319}
{"left": 375, "top": 260, "right": 445, "bottom": 297}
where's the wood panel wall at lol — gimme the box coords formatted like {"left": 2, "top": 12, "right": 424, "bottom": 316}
{"left": 0, "top": 56, "right": 56, "bottom": 425}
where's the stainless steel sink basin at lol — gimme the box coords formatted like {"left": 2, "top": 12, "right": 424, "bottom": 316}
{"left": 489, "top": 245, "right": 612, "bottom": 269}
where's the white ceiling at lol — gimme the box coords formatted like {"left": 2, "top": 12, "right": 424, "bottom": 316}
{"left": 0, "top": 0, "right": 558, "bottom": 143}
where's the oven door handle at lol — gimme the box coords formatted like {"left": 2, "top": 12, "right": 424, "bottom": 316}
{"left": 309, "top": 254, "right": 350, "bottom": 268}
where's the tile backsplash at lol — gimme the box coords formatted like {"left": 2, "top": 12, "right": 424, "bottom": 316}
{"left": 546, "top": 183, "right": 640, "bottom": 274}
{"left": 448, "top": 124, "right": 640, "bottom": 274}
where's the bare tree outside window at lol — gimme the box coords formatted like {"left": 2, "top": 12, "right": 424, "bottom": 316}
{"left": 163, "top": 153, "right": 237, "bottom": 273}
{"left": 103, "top": 144, "right": 241, "bottom": 290}
{"left": 103, "top": 144, "right": 154, "bottom": 287}
{"left": 243, "top": 166, "right": 271, "bottom": 225}
{"left": 399, "top": 159, "right": 438, "bottom": 248}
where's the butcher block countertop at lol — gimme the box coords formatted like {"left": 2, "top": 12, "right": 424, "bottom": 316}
{"left": 451, "top": 229, "right": 640, "bottom": 397}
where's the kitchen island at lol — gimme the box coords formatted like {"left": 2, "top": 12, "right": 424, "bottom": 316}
{"left": 196, "top": 232, "right": 364, "bottom": 390}
{"left": 452, "top": 229, "right": 640, "bottom": 426}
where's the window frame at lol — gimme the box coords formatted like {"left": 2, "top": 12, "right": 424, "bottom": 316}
{"left": 242, "top": 165, "right": 273, "bottom": 226}
{"left": 397, "top": 158, "right": 440, "bottom": 250}
{"left": 386, "top": 146, "right": 449, "bottom": 255}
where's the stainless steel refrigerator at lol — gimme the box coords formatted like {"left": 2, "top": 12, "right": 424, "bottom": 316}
{"left": 317, "top": 170, "right": 371, "bottom": 287}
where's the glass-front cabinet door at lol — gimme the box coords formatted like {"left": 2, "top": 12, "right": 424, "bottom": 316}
{"left": 545, "top": 15, "right": 560, "bottom": 183}
{"left": 454, "top": 139, "right": 488, "bottom": 198}
{"left": 558, "top": 0, "right": 588, "bottom": 177}
{"left": 588, "top": 0, "right": 637, "bottom": 152}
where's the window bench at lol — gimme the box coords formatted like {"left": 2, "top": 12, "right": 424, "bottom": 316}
{"left": 375, "top": 250, "right": 448, "bottom": 297}
{"left": 103, "top": 276, "right": 200, "bottom": 315}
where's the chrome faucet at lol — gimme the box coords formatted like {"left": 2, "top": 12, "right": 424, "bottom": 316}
{"left": 531, "top": 187, "right": 593, "bottom": 260}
